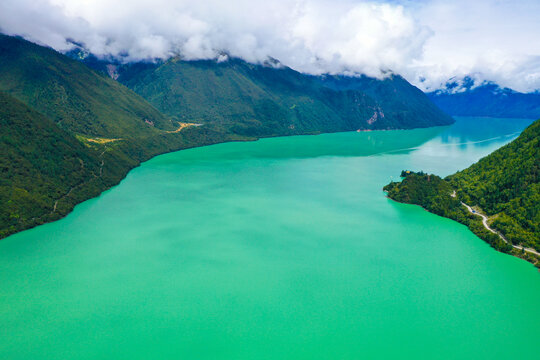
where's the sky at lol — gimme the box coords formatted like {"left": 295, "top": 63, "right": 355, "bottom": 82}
{"left": 1, "top": 0, "right": 539, "bottom": 92}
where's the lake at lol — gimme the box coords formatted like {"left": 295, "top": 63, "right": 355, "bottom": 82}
{"left": 1, "top": 117, "right": 538, "bottom": 359}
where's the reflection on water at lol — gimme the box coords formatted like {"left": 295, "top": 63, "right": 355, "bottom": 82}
{"left": 155, "top": 117, "right": 533, "bottom": 164}
{"left": 442, "top": 116, "right": 533, "bottom": 143}
{"left": 155, "top": 126, "right": 447, "bottom": 162}
{"left": 406, "top": 117, "right": 534, "bottom": 176}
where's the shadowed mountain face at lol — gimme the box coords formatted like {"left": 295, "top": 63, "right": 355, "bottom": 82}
{"left": 318, "top": 74, "right": 454, "bottom": 129}
{"left": 427, "top": 78, "right": 540, "bottom": 119}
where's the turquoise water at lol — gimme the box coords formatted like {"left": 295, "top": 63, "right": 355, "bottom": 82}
{"left": 1, "top": 117, "right": 539, "bottom": 359}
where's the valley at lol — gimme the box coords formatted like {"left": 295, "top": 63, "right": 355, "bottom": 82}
{"left": 0, "top": 34, "right": 453, "bottom": 238}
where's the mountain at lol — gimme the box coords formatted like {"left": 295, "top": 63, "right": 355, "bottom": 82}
{"left": 319, "top": 74, "right": 454, "bottom": 129}
{"left": 0, "top": 91, "right": 135, "bottom": 238}
{"left": 427, "top": 77, "right": 540, "bottom": 118}
{"left": 0, "top": 34, "right": 176, "bottom": 139}
{"left": 72, "top": 53, "right": 453, "bottom": 137}
{"left": 384, "top": 119, "right": 540, "bottom": 267}
{"left": 0, "top": 34, "right": 452, "bottom": 238}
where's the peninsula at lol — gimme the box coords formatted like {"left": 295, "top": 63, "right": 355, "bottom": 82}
{"left": 384, "top": 119, "right": 540, "bottom": 267}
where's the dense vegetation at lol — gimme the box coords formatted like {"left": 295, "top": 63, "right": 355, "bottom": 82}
{"left": 448, "top": 120, "right": 540, "bottom": 250}
{"left": 78, "top": 55, "right": 454, "bottom": 137}
{"left": 384, "top": 120, "right": 540, "bottom": 266}
{"left": 0, "top": 34, "right": 175, "bottom": 138}
{"left": 428, "top": 80, "right": 540, "bottom": 119}
{"left": 0, "top": 35, "right": 237, "bottom": 238}
{"left": 0, "top": 91, "right": 133, "bottom": 237}
{"left": 0, "top": 34, "right": 453, "bottom": 238}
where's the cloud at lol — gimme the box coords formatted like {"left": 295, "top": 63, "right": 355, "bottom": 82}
{"left": 0, "top": 0, "right": 429, "bottom": 79}
{"left": 1, "top": 0, "right": 539, "bottom": 92}
{"left": 411, "top": 0, "right": 540, "bottom": 92}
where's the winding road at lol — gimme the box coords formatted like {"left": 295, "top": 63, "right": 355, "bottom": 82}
{"left": 461, "top": 202, "right": 540, "bottom": 257}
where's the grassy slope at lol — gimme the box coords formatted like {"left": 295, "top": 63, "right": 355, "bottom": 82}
{"left": 384, "top": 120, "right": 540, "bottom": 266}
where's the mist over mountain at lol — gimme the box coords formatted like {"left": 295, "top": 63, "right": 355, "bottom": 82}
{"left": 2, "top": 0, "right": 540, "bottom": 92}
{"left": 427, "top": 76, "right": 540, "bottom": 119}
{"left": 65, "top": 46, "right": 453, "bottom": 137}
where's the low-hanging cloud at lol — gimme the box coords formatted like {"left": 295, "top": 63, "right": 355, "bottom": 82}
{"left": 1, "top": 0, "right": 539, "bottom": 92}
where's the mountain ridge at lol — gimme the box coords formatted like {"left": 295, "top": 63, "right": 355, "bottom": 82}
{"left": 67, "top": 49, "right": 454, "bottom": 136}
{"left": 427, "top": 77, "right": 540, "bottom": 119}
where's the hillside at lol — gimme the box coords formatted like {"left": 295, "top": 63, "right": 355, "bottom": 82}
{"left": 0, "top": 91, "right": 135, "bottom": 238}
{"left": 319, "top": 74, "right": 454, "bottom": 129}
{"left": 0, "top": 35, "right": 235, "bottom": 238}
{"left": 82, "top": 56, "right": 454, "bottom": 137}
{"left": 0, "top": 34, "right": 175, "bottom": 138}
{"left": 427, "top": 79, "right": 540, "bottom": 119}
{"left": 384, "top": 120, "right": 540, "bottom": 266}
{"left": 0, "top": 34, "right": 453, "bottom": 238}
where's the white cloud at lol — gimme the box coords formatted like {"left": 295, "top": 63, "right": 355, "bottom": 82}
{"left": 1, "top": 0, "right": 539, "bottom": 92}
{"left": 412, "top": 0, "right": 540, "bottom": 92}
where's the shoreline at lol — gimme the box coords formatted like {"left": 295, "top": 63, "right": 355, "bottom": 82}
{"left": 0, "top": 122, "right": 453, "bottom": 240}
{"left": 384, "top": 192, "right": 540, "bottom": 269}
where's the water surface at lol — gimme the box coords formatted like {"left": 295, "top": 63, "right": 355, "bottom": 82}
{"left": 1, "top": 117, "right": 538, "bottom": 359}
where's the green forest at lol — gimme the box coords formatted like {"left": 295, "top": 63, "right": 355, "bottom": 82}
{"left": 0, "top": 91, "right": 127, "bottom": 237}
{"left": 84, "top": 51, "right": 454, "bottom": 137}
{"left": 384, "top": 119, "right": 540, "bottom": 266}
{"left": 0, "top": 35, "right": 236, "bottom": 238}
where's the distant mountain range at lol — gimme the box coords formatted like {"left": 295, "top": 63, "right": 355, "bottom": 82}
{"left": 427, "top": 77, "right": 540, "bottom": 119}
{"left": 0, "top": 34, "right": 453, "bottom": 238}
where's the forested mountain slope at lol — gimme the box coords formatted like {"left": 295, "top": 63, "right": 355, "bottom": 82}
{"left": 0, "top": 34, "right": 175, "bottom": 138}
{"left": 0, "top": 35, "right": 235, "bottom": 238}
{"left": 448, "top": 120, "right": 539, "bottom": 248}
{"left": 84, "top": 56, "right": 454, "bottom": 137}
{"left": 384, "top": 119, "right": 540, "bottom": 266}
{"left": 0, "top": 91, "right": 135, "bottom": 237}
